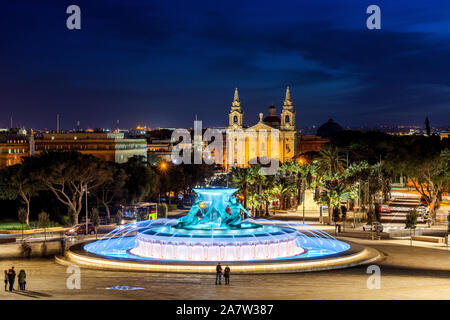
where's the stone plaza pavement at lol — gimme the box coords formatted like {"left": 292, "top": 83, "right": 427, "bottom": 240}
{"left": 0, "top": 238, "right": 449, "bottom": 300}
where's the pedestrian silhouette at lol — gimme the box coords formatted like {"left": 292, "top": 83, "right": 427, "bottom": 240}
{"left": 4, "top": 270, "right": 8, "bottom": 291}
{"left": 215, "top": 262, "right": 222, "bottom": 285}
{"left": 224, "top": 265, "right": 230, "bottom": 285}
{"left": 18, "top": 270, "right": 26, "bottom": 291}
{"left": 7, "top": 267, "right": 16, "bottom": 292}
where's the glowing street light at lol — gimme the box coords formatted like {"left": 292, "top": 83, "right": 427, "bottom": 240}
{"left": 159, "top": 161, "right": 168, "bottom": 171}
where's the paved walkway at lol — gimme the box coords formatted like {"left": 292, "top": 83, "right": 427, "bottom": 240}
{"left": 0, "top": 237, "right": 448, "bottom": 300}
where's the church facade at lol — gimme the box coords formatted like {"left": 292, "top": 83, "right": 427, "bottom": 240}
{"left": 225, "top": 87, "right": 297, "bottom": 171}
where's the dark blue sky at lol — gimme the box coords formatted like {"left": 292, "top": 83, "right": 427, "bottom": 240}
{"left": 1, "top": 0, "right": 449, "bottom": 130}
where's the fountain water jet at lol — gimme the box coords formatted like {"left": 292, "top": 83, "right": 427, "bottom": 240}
{"left": 84, "top": 187, "right": 352, "bottom": 262}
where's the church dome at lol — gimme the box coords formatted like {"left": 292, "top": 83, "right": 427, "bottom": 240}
{"left": 263, "top": 106, "right": 281, "bottom": 127}
{"left": 317, "top": 118, "right": 343, "bottom": 138}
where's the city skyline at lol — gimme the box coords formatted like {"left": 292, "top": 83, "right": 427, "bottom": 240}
{"left": 1, "top": 0, "right": 450, "bottom": 129}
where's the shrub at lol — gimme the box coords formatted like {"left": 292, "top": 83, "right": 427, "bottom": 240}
{"left": 60, "top": 215, "right": 70, "bottom": 227}
{"left": 116, "top": 209, "right": 123, "bottom": 225}
{"left": 168, "top": 204, "right": 178, "bottom": 212}
{"left": 90, "top": 208, "right": 100, "bottom": 227}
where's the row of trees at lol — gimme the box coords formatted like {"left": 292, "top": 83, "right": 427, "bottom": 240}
{"left": 217, "top": 132, "right": 449, "bottom": 225}
{"left": 215, "top": 146, "right": 392, "bottom": 224}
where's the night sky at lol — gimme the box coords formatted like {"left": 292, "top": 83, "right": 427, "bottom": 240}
{"left": 1, "top": 0, "right": 450, "bottom": 130}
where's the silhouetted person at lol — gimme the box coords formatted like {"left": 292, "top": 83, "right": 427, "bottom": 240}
{"left": 224, "top": 265, "right": 230, "bottom": 285}
{"left": 215, "top": 262, "right": 222, "bottom": 285}
{"left": 4, "top": 270, "right": 8, "bottom": 291}
{"left": 7, "top": 267, "right": 15, "bottom": 292}
{"left": 18, "top": 270, "right": 26, "bottom": 291}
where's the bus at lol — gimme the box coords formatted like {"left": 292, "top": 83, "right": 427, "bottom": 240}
{"left": 121, "top": 202, "right": 158, "bottom": 223}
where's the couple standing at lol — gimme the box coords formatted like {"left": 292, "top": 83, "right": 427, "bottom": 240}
{"left": 215, "top": 262, "right": 230, "bottom": 285}
{"left": 4, "top": 267, "right": 26, "bottom": 291}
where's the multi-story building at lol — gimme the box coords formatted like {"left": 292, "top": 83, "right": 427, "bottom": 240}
{"left": 225, "top": 87, "right": 296, "bottom": 171}
{"left": 296, "top": 135, "right": 329, "bottom": 155}
{"left": 0, "top": 130, "right": 29, "bottom": 169}
{"left": 440, "top": 127, "right": 450, "bottom": 140}
{"left": 35, "top": 132, "right": 147, "bottom": 163}
{"left": 146, "top": 129, "right": 175, "bottom": 164}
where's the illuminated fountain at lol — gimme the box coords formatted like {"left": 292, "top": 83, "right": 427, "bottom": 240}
{"left": 64, "top": 187, "right": 382, "bottom": 273}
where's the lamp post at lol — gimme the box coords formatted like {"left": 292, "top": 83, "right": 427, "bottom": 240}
{"left": 84, "top": 183, "right": 88, "bottom": 235}
{"left": 302, "top": 191, "right": 305, "bottom": 224}
{"left": 355, "top": 181, "right": 360, "bottom": 229}
{"left": 157, "top": 161, "right": 169, "bottom": 204}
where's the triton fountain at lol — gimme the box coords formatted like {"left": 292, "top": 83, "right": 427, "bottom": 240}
{"left": 60, "top": 187, "right": 382, "bottom": 273}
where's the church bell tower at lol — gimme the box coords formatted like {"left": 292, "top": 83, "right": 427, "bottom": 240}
{"left": 228, "top": 88, "right": 244, "bottom": 129}
{"left": 281, "top": 86, "right": 296, "bottom": 131}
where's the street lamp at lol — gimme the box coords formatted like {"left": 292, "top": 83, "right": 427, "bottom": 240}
{"left": 302, "top": 190, "right": 305, "bottom": 224}
{"left": 158, "top": 161, "right": 169, "bottom": 204}
{"left": 83, "top": 183, "right": 88, "bottom": 235}
{"left": 158, "top": 161, "right": 168, "bottom": 172}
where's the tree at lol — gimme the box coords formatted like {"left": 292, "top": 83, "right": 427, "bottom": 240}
{"left": 116, "top": 209, "right": 123, "bottom": 225}
{"left": 346, "top": 161, "right": 393, "bottom": 219}
{"left": 386, "top": 139, "right": 449, "bottom": 222}
{"left": 329, "top": 130, "right": 393, "bottom": 165}
{"left": 425, "top": 116, "right": 431, "bottom": 136}
{"left": 247, "top": 165, "right": 267, "bottom": 217}
{"left": 405, "top": 209, "right": 417, "bottom": 246}
{"left": 122, "top": 156, "right": 159, "bottom": 204}
{"left": 0, "top": 164, "right": 41, "bottom": 225}
{"left": 94, "top": 163, "right": 127, "bottom": 219}
{"left": 17, "top": 207, "right": 27, "bottom": 241}
{"left": 38, "top": 211, "right": 50, "bottom": 243}
{"left": 231, "top": 167, "right": 252, "bottom": 208}
{"left": 316, "top": 145, "right": 346, "bottom": 177}
{"left": 271, "top": 179, "right": 295, "bottom": 210}
{"left": 261, "top": 188, "right": 275, "bottom": 216}
{"left": 32, "top": 151, "right": 111, "bottom": 224}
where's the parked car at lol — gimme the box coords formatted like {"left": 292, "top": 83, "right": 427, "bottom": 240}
{"left": 417, "top": 214, "right": 427, "bottom": 223}
{"left": 379, "top": 205, "right": 391, "bottom": 213}
{"left": 362, "top": 222, "right": 383, "bottom": 232}
{"left": 416, "top": 204, "right": 429, "bottom": 215}
{"left": 65, "top": 223, "right": 96, "bottom": 236}
{"left": 420, "top": 197, "right": 440, "bottom": 208}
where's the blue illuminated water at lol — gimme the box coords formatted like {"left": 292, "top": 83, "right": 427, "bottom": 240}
{"left": 84, "top": 188, "right": 350, "bottom": 263}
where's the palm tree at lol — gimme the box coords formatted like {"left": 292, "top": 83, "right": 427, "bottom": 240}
{"left": 320, "top": 182, "right": 352, "bottom": 226}
{"left": 271, "top": 180, "right": 296, "bottom": 210}
{"left": 316, "top": 145, "right": 346, "bottom": 177}
{"left": 231, "top": 167, "right": 252, "bottom": 208}
{"left": 247, "top": 191, "right": 262, "bottom": 217}
{"left": 247, "top": 165, "right": 268, "bottom": 216}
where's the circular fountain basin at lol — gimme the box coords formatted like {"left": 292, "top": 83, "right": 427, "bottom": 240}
{"left": 130, "top": 223, "right": 304, "bottom": 261}
{"left": 57, "top": 218, "right": 384, "bottom": 274}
